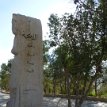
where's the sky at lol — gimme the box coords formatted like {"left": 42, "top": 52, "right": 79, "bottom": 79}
{"left": 0, "top": 0, "right": 76, "bottom": 67}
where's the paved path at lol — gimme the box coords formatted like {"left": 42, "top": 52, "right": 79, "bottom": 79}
{"left": 0, "top": 92, "right": 107, "bottom": 107}
{"left": 0, "top": 92, "right": 9, "bottom": 107}
{"left": 43, "top": 97, "right": 107, "bottom": 107}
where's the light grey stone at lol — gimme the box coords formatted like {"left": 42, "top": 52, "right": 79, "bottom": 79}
{"left": 7, "top": 14, "right": 43, "bottom": 107}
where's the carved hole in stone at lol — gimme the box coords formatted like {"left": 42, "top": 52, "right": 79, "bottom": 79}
{"left": 27, "top": 52, "right": 35, "bottom": 56}
{"left": 27, "top": 61, "right": 34, "bottom": 65}
{"left": 27, "top": 68, "right": 34, "bottom": 73}
{"left": 27, "top": 43, "right": 33, "bottom": 47}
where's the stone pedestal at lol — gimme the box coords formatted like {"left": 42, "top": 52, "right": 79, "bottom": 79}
{"left": 7, "top": 14, "right": 43, "bottom": 107}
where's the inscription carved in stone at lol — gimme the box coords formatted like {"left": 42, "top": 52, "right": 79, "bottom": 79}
{"left": 7, "top": 14, "right": 43, "bottom": 107}
{"left": 22, "top": 33, "right": 37, "bottom": 40}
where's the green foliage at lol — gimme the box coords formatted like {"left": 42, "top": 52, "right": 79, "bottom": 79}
{"left": 0, "top": 61, "right": 11, "bottom": 91}
{"left": 98, "top": 84, "right": 107, "bottom": 97}
{"left": 43, "top": 0, "right": 107, "bottom": 107}
{"left": 43, "top": 40, "right": 50, "bottom": 65}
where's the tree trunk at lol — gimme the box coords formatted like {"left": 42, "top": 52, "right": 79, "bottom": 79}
{"left": 53, "top": 77, "right": 56, "bottom": 96}
{"left": 67, "top": 76, "right": 71, "bottom": 107}
{"left": 95, "top": 80, "right": 98, "bottom": 96}
{"left": 65, "top": 76, "right": 67, "bottom": 93}
{"left": 59, "top": 80, "right": 63, "bottom": 94}
{"left": 75, "top": 77, "right": 95, "bottom": 107}
{"left": 75, "top": 98, "right": 83, "bottom": 107}
{"left": 75, "top": 84, "right": 80, "bottom": 107}
{"left": 64, "top": 68, "right": 71, "bottom": 107}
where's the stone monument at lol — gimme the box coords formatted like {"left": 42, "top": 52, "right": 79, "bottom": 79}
{"left": 7, "top": 14, "right": 43, "bottom": 107}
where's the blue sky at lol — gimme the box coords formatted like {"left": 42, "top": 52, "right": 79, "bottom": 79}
{"left": 0, "top": 0, "right": 75, "bottom": 66}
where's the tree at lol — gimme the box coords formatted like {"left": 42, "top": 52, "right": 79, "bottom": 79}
{"left": 43, "top": 40, "right": 51, "bottom": 94}
{"left": 0, "top": 61, "right": 11, "bottom": 91}
{"left": 48, "top": 14, "right": 73, "bottom": 107}
{"left": 45, "top": 0, "right": 107, "bottom": 107}
{"left": 62, "top": 0, "right": 107, "bottom": 106}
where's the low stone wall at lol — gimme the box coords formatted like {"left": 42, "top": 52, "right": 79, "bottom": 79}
{"left": 44, "top": 94, "right": 107, "bottom": 103}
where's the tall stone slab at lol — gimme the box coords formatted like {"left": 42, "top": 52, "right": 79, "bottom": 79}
{"left": 7, "top": 14, "right": 43, "bottom": 107}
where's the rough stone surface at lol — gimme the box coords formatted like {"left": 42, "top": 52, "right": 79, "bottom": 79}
{"left": 7, "top": 14, "right": 43, "bottom": 107}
